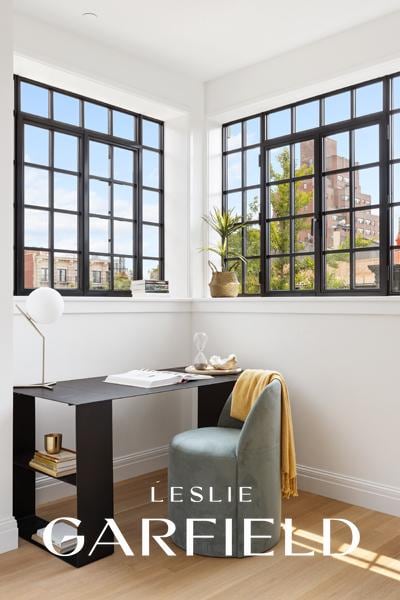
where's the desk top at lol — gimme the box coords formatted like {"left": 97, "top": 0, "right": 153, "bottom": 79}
{"left": 13, "top": 367, "right": 240, "bottom": 406}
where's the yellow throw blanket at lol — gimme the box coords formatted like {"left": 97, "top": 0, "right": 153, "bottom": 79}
{"left": 230, "top": 369, "right": 298, "bottom": 499}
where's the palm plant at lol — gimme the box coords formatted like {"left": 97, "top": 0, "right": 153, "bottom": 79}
{"left": 201, "top": 207, "right": 246, "bottom": 273}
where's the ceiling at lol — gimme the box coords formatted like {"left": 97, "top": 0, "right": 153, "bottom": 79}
{"left": 13, "top": 0, "right": 400, "bottom": 81}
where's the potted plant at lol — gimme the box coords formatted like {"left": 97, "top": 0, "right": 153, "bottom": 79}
{"left": 201, "top": 208, "right": 246, "bottom": 298}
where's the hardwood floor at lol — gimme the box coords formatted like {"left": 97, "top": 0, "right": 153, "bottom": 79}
{"left": 1, "top": 469, "right": 399, "bottom": 599}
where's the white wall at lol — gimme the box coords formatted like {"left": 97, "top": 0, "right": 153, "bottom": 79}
{"left": 201, "top": 15, "right": 400, "bottom": 517}
{"left": 192, "top": 299, "right": 400, "bottom": 515}
{"left": 0, "top": 0, "right": 18, "bottom": 553}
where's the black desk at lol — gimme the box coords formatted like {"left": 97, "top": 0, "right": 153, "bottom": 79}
{"left": 13, "top": 367, "right": 239, "bottom": 568}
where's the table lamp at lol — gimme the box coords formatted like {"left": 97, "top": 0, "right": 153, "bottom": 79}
{"left": 16, "top": 288, "right": 64, "bottom": 390}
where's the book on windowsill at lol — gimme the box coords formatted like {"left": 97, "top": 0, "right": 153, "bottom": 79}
{"left": 104, "top": 369, "right": 212, "bottom": 388}
{"left": 32, "top": 522, "right": 78, "bottom": 554}
{"left": 29, "top": 448, "right": 76, "bottom": 477}
{"left": 130, "top": 280, "right": 170, "bottom": 297}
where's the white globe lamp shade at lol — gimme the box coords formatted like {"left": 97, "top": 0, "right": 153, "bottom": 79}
{"left": 26, "top": 288, "right": 64, "bottom": 325}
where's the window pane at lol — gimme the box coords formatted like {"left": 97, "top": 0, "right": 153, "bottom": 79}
{"left": 89, "top": 141, "right": 110, "bottom": 178}
{"left": 270, "top": 183, "right": 290, "bottom": 218}
{"left": 24, "top": 250, "right": 49, "bottom": 288}
{"left": 142, "top": 259, "right": 160, "bottom": 280}
{"left": 269, "top": 145, "right": 289, "bottom": 181}
{"left": 54, "top": 173, "right": 78, "bottom": 211}
{"left": 226, "top": 191, "right": 241, "bottom": 218}
{"left": 54, "top": 212, "right": 78, "bottom": 251}
{"left": 24, "top": 125, "right": 49, "bottom": 166}
{"left": 392, "top": 113, "right": 400, "bottom": 160}
{"left": 324, "top": 212, "right": 350, "bottom": 250}
{"left": 143, "top": 224, "right": 159, "bottom": 257}
{"left": 295, "top": 217, "right": 314, "bottom": 252}
{"left": 54, "top": 253, "right": 79, "bottom": 289}
{"left": 294, "top": 140, "right": 314, "bottom": 176}
{"left": 270, "top": 220, "right": 290, "bottom": 254}
{"left": 245, "top": 189, "right": 259, "bottom": 221}
{"left": 323, "top": 132, "right": 349, "bottom": 171}
{"left": 392, "top": 163, "right": 400, "bottom": 203}
{"left": 244, "top": 118, "right": 260, "bottom": 146}
{"left": 90, "top": 217, "right": 110, "bottom": 253}
{"left": 54, "top": 132, "right": 78, "bottom": 172}
{"left": 90, "top": 179, "right": 110, "bottom": 215}
{"left": 354, "top": 167, "right": 379, "bottom": 207}
{"left": 246, "top": 224, "right": 260, "bottom": 255}
{"left": 226, "top": 152, "right": 241, "bottom": 190}
{"left": 354, "top": 208, "right": 380, "bottom": 247}
{"left": 24, "top": 167, "right": 49, "bottom": 207}
{"left": 295, "top": 178, "right": 314, "bottom": 215}
{"left": 25, "top": 208, "right": 49, "bottom": 248}
{"left": 114, "top": 184, "right": 133, "bottom": 219}
{"left": 244, "top": 148, "right": 260, "bottom": 186}
{"left": 21, "top": 82, "right": 49, "bottom": 117}
{"left": 53, "top": 92, "right": 80, "bottom": 126}
{"left": 355, "top": 82, "right": 383, "bottom": 116}
{"left": 354, "top": 250, "right": 380, "bottom": 289}
{"left": 143, "top": 190, "right": 159, "bottom": 223}
{"left": 391, "top": 250, "right": 400, "bottom": 292}
{"left": 142, "top": 119, "right": 161, "bottom": 149}
{"left": 143, "top": 150, "right": 160, "bottom": 188}
{"left": 295, "top": 101, "right": 319, "bottom": 132}
{"left": 114, "top": 220, "right": 133, "bottom": 255}
{"left": 114, "top": 147, "right": 134, "bottom": 183}
{"left": 270, "top": 257, "right": 290, "bottom": 290}
{"left": 226, "top": 123, "right": 241, "bottom": 151}
{"left": 267, "top": 109, "right": 290, "bottom": 139}
{"left": 392, "top": 76, "right": 400, "bottom": 110}
{"left": 114, "top": 257, "right": 134, "bottom": 290}
{"left": 113, "top": 110, "right": 135, "bottom": 141}
{"left": 392, "top": 205, "right": 400, "bottom": 245}
{"left": 324, "top": 91, "right": 351, "bottom": 124}
{"left": 325, "top": 253, "right": 350, "bottom": 289}
{"left": 295, "top": 255, "right": 314, "bottom": 290}
{"left": 85, "top": 101, "right": 109, "bottom": 133}
{"left": 245, "top": 258, "right": 260, "bottom": 294}
{"left": 228, "top": 228, "right": 242, "bottom": 256}
{"left": 324, "top": 172, "right": 350, "bottom": 211}
{"left": 354, "top": 125, "right": 379, "bottom": 165}
{"left": 89, "top": 255, "right": 110, "bottom": 290}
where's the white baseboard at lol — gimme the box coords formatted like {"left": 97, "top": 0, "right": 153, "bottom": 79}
{"left": 297, "top": 464, "right": 400, "bottom": 517}
{"left": 0, "top": 516, "right": 18, "bottom": 554}
{"left": 36, "top": 445, "right": 169, "bottom": 505}
{"left": 35, "top": 452, "right": 400, "bottom": 518}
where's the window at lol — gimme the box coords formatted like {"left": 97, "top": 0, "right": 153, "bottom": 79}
{"left": 222, "top": 74, "right": 398, "bottom": 295}
{"left": 15, "top": 77, "right": 164, "bottom": 295}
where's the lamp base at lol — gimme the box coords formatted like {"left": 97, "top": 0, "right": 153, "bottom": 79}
{"left": 15, "top": 382, "right": 57, "bottom": 391}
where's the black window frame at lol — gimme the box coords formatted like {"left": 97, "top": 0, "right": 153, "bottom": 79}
{"left": 222, "top": 73, "right": 400, "bottom": 296}
{"left": 14, "top": 76, "right": 164, "bottom": 296}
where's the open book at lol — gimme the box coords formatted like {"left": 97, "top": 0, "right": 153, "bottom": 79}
{"left": 104, "top": 369, "right": 212, "bottom": 388}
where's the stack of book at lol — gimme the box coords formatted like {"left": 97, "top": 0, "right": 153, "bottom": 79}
{"left": 32, "top": 521, "right": 78, "bottom": 554}
{"left": 29, "top": 448, "right": 76, "bottom": 478}
{"left": 131, "top": 280, "right": 169, "bottom": 297}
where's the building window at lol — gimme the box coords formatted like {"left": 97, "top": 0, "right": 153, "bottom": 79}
{"left": 40, "top": 267, "right": 48, "bottom": 283}
{"left": 222, "top": 74, "right": 400, "bottom": 295}
{"left": 15, "top": 77, "right": 164, "bottom": 296}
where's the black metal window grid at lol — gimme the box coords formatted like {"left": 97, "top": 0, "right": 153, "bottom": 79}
{"left": 14, "top": 76, "right": 164, "bottom": 296}
{"left": 222, "top": 74, "right": 400, "bottom": 296}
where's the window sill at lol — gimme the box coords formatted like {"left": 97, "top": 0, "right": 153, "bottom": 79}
{"left": 13, "top": 295, "right": 400, "bottom": 316}
{"left": 13, "top": 296, "right": 192, "bottom": 315}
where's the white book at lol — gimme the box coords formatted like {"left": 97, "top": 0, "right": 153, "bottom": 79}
{"left": 104, "top": 369, "right": 212, "bottom": 388}
{"left": 36, "top": 522, "right": 78, "bottom": 549}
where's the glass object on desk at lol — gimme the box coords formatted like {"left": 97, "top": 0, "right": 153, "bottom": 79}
{"left": 193, "top": 332, "right": 208, "bottom": 370}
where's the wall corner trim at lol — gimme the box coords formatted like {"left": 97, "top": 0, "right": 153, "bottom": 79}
{"left": 0, "top": 516, "right": 18, "bottom": 554}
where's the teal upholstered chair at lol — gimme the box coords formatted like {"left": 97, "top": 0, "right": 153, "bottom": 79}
{"left": 168, "top": 380, "right": 282, "bottom": 557}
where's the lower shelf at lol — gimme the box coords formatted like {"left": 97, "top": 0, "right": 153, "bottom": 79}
{"left": 18, "top": 515, "right": 79, "bottom": 567}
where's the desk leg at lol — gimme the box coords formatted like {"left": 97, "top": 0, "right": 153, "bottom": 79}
{"left": 75, "top": 400, "right": 114, "bottom": 566}
{"left": 197, "top": 382, "right": 235, "bottom": 427}
{"left": 13, "top": 393, "right": 36, "bottom": 538}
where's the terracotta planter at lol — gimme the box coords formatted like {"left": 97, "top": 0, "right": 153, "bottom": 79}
{"left": 209, "top": 271, "right": 240, "bottom": 298}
